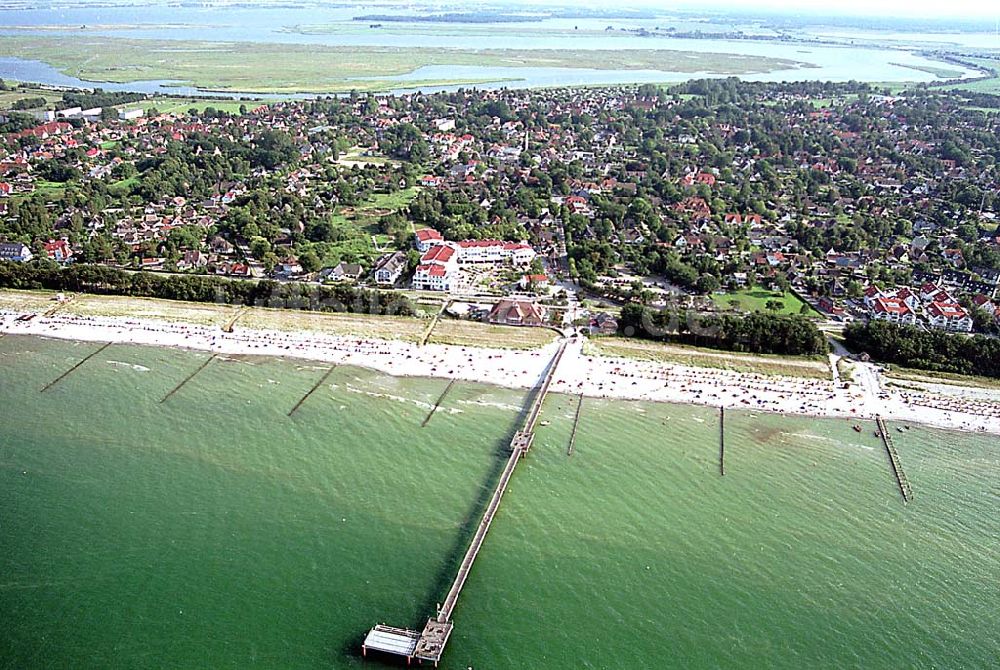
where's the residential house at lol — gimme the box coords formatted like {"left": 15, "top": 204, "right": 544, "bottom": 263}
{"left": 871, "top": 297, "right": 917, "bottom": 325}
{"left": 926, "top": 302, "right": 973, "bottom": 332}
{"left": 487, "top": 299, "right": 547, "bottom": 327}
{"left": 414, "top": 228, "right": 443, "bottom": 252}
{"left": 0, "top": 241, "right": 32, "bottom": 262}
{"left": 43, "top": 239, "right": 73, "bottom": 263}
{"left": 373, "top": 251, "right": 407, "bottom": 285}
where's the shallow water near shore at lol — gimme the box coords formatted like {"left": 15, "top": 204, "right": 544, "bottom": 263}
{"left": 1, "top": 335, "right": 998, "bottom": 669}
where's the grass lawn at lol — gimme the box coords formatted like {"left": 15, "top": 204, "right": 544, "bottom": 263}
{"left": 33, "top": 180, "right": 69, "bottom": 197}
{"left": 428, "top": 318, "right": 558, "bottom": 350}
{"left": 0, "top": 289, "right": 61, "bottom": 314}
{"left": 317, "top": 187, "right": 420, "bottom": 266}
{"left": 884, "top": 366, "right": 1000, "bottom": 391}
{"left": 585, "top": 337, "right": 831, "bottom": 379}
{"left": 0, "top": 85, "right": 64, "bottom": 110}
{"left": 710, "top": 288, "right": 815, "bottom": 316}
{"left": 239, "top": 306, "right": 427, "bottom": 342}
{"left": 109, "top": 176, "right": 139, "bottom": 194}
{"left": 133, "top": 98, "right": 259, "bottom": 115}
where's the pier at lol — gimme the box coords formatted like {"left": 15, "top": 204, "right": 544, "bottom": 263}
{"left": 288, "top": 365, "right": 336, "bottom": 417}
{"left": 421, "top": 380, "right": 455, "bottom": 428}
{"left": 41, "top": 342, "right": 111, "bottom": 392}
{"left": 719, "top": 406, "right": 726, "bottom": 476}
{"left": 363, "top": 341, "right": 567, "bottom": 666}
{"left": 567, "top": 394, "right": 583, "bottom": 456}
{"left": 161, "top": 354, "right": 216, "bottom": 403}
{"left": 876, "top": 415, "right": 913, "bottom": 503}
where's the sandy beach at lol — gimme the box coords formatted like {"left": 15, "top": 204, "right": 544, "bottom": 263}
{"left": 3, "top": 308, "right": 999, "bottom": 435}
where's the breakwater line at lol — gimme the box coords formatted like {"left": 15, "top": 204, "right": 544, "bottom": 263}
{"left": 40, "top": 342, "right": 111, "bottom": 392}
{"left": 288, "top": 365, "right": 336, "bottom": 417}
{"left": 876, "top": 415, "right": 913, "bottom": 503}
{"left": 160, "top": 354, "right": 216, "bottom": 403}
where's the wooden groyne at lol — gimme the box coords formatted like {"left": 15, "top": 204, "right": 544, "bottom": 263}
{"left": 41, "top": 342, "right": 111, "bottom": 392}
{"left": 43, "top": 294, "right": 75, "bottom": 318}
{"left": 288, "top": 365, "right": 336, "bottom": 417}
{"left": 719, "top": 406, "right": 726, "bottom": 476}
{"left": 422, "top": 380, "right": 456, "bottom": 428}
{"left": 567, "top": 394, "right": 583, "bottom": 456}
{"left": 363, "top": 341, "right": 567, "bottom": 666}
{"left": 161, "top": 354, "right": 216, "bottom": 403}
{"left": 876, "top": 415, "right": 913, "bottom": 503}
{"left": 419, "top": 301, "right": 449, "bottom": 347}
{"left": 222, "top": 307, "right": 249, "bottom": 333}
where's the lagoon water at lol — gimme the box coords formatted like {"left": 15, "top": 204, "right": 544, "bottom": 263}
{"left": 0, "top": 4, "right": 986, "bottom": 94}
{"left": 2, "top": 335, "right": 999, "bottom": 668}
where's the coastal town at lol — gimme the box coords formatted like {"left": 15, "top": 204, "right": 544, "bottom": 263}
{"left": 2, "top": 78, "right": 1000, "bottom": 368}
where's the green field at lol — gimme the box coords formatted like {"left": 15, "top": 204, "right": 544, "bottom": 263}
{"left": 0, "top": 85, "right": 64, "bottom": 110}
{"left": 313, "top": 187, "right": 420, "bottom": 265}
{"left": 710, "top": 289, "right": 815, "bottom": 316}
{"left": 0, "top": 35, "right": 809, "bottom": 94}
{"left": 134, "top": 98, "right": 259, "bottom": 115}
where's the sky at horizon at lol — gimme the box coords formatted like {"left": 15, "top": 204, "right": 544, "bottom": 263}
{"left": 438, "top": 0, "right": 999, "bottom": 22}
{"left": 677, "top": 0, "right": 997, "bottom": 19}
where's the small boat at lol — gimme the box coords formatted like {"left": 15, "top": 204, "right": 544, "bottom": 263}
{"left": 896, "top": 427, "right": 904, "bottom": 433}
{"left": 540, "top": 420, "right": 550, "bottom": 427}
{"left": 852, "top": 425, "right": 862, "bottom": 433}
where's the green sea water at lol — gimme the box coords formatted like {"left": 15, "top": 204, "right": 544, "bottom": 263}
{"left": 1, "top": 335, "right": 998, "bottom": 669}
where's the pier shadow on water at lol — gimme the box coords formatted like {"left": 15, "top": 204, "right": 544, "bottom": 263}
{"left": 333, "top": 379, "right": 543, "bottom": 666}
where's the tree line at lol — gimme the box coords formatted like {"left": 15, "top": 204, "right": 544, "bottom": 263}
{"left": 844, "top": 320, "right": 1000, "bottom": 378}
{"left": 618, "top": 303, "right": 828, "bottom": 356}
{"left": 0, "top": 262, "right": 416, "bottom": 316}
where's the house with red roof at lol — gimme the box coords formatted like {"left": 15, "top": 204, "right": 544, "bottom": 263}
{"left": 926, "top": 302, "right": 973, "bottom": 332}
{"left": 43, "top": 239, "right": 73, "bottom": 263}
{"left": 487, "top": 299, "right": 547, "bottom": 327}
{"left": 871, "top": 297, "right": 917, "bottom": 325}
{"left": 414, "top": 228, "right": 443, "bottom": 252}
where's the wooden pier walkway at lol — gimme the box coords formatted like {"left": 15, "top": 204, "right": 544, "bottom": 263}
{"left": 41, "top": 342, "right": 111, "bottom": 392}
{"left": 364, "top": 340, "right": 568, "bottom": 666}
{"left": 288, "top": 365, "right": 336, "bottom": 417}
{"left": 422, "top": 380, "right": 456, "bottom": 428}
{"left": 567, "top": 394, "right": 583, "bottom": 456}
{"left": 876, "top": 415, "right": 913, "bottom": 503}
{"left": 719, "top": 406, "right": 726, "bottom": 476}
{"left": 161, "top": 354, "right": 216, "bottom": 403}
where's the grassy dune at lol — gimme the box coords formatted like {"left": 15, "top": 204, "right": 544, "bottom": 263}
{"left": 585, "top": 337, "right": 832, "bottom": 379}
{"left": 0, "top": 36, "right": 809, "bottom": 94}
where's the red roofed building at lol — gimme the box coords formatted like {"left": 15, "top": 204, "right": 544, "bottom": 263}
{"left": 926, "top": 302, "right": 973, "bottom": 332}
{"left": 457, "top": 239, "right": 535, "bottom": 266}
{"left": 487, "top": 299, "right": 548, "bottom": 327}
{"left": 414, "top": 228, "right": 443, "bottom": 252}
{"left": 412, "top": 263, "right": 455, "bottom": 292}
{"left": 421, "top": 244, "right": 456, "bottom": 265}
{"left": 44, "top": 239, "right": 73, "bottom": 263}
{"left": 871, "top": 297, "right": 917, "bottom": 325}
